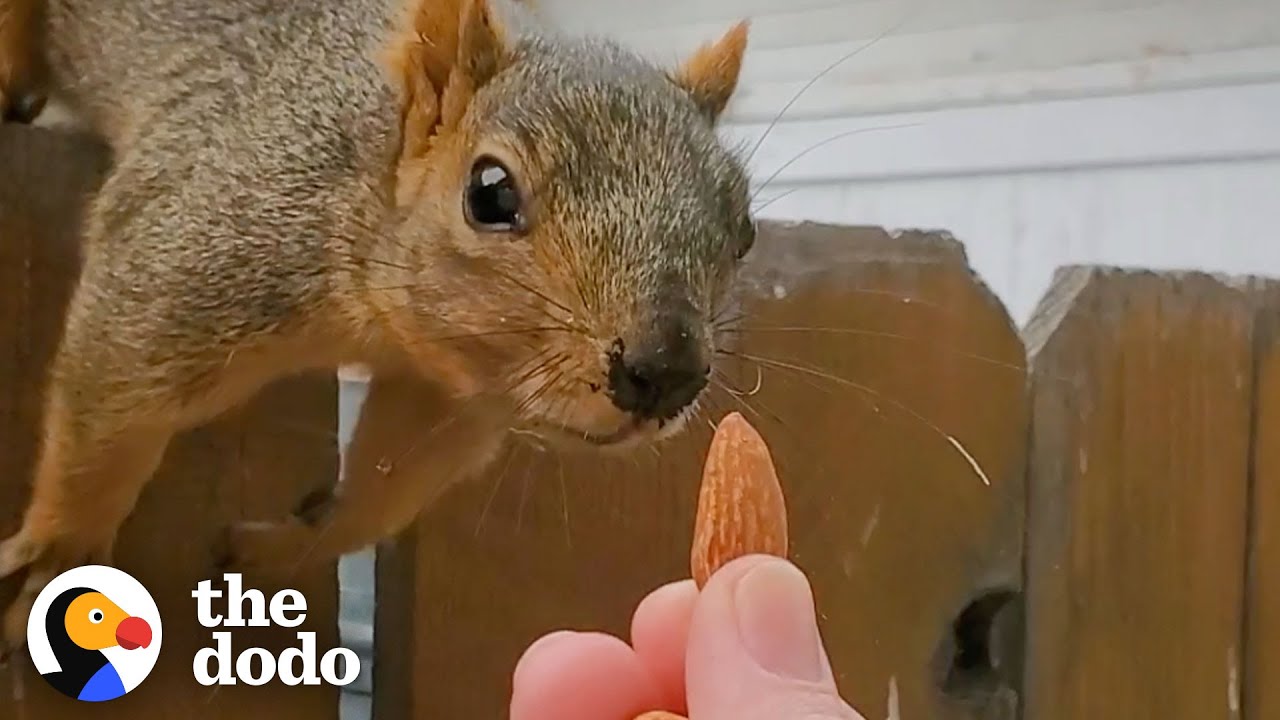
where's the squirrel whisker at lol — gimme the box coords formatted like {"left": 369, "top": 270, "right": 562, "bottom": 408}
{"left": 750, "top": 187, "right": 799, "bottom": 214}
{"left": 744, "top": 7, "right": 920, "bottom": 164}
{"left": 380, "top": 347, "right": 564, "bottom": 477}
{"left": 487, "top": 264, "right": 580, "bottom": 321}
{"left": 750, "top": 123, "right": 921, "bottom": 202}
{"left": 328, "top": 250, "right": 416, "bottom": 273}
{"left": 512, "top": 356, "right": 573, "bottom": 419}
{"left": 719, "top": 326, "right": 1029, "bottom": 377}
{"left": 711, "top": 364, "right": 763, "bottom": 398}
{"left": 418, "top": 327, "right": 582, "bottom": 344}
{"left": 710, "top": 286, "right": 975, "bottom": 330}
{"left": 473, "top": 442, "right": 520, "bottom": 539}
{"left": 716, "top": 349, "right": 993, "bottom": 488}
{"left": 707, "top": 372, "right": 784, "bottom": 431}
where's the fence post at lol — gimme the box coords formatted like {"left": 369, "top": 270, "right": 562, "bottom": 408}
{"left": 1245, "top": 279, "right": 1280, "bottom": 720}
{"left": 0, "top": 126, "right": 342, "bottom": 719}
{"left": 1022, "top": 267, "right": 1256, "bottom": 719}
{"left": 375, "top": 221, "right": 1029, "bottom": 719}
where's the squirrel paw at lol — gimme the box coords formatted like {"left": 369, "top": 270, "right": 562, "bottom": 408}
{"left": 0, "top": 529, "right": 114, "bottom": 651}
{"left": 222, "top": 520, "right": 320, "bottom": 578}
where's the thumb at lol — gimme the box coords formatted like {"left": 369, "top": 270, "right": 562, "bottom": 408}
{"left": 685, "top": 555, "right": 864, "bottom": 720}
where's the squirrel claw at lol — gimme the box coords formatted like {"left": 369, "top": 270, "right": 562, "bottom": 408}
{"left": 293, "top": 488, "right": 334, "bottom": 527}
{"left": 224, "top": 520, "right": 317, "bottom": 578}
{"left": 2, "top": 566, "right": 56, "bottom": 651}
{"left": 0, "top": 534, "right": 40, "bottom": 579}
{"left": 0, "top": 530, "right": 116, "bottom": 649}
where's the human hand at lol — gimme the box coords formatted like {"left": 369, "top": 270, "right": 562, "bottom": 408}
{"left": 510, "top": 554, "right": 864, "bottom": 720}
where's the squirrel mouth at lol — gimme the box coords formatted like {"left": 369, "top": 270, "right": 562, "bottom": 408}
{"left": 517, "top": 397, "right": 700, "bottom": 450}
{"left": 580, "top": 424, "right": 642, "bottom": 446}
{"left": 528, "top": 410, "right": 693, "bottom": 450}
{"left": 521, "top": 418, "right": 645, "bottom": 449}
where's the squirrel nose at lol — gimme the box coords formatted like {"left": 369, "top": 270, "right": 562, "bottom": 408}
{"left": 607, "top": 328, "right": 709, "bottom": 422}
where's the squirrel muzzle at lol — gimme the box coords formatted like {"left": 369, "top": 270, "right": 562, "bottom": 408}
{"left": 606, "top": 303, "right": 711, "bottom": 426}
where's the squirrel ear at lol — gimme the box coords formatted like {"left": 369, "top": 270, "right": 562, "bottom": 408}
{"left": 439, "top": 0, "right": 511, "bottom": 126}
{"left": 383, "top": 0, "right": 511, "bottom": 116}
{"left": 671, "top": 21, "right": 749, "bottom": 121}
{"left": 383, "top": 0, "right": 513, "bottom": 204}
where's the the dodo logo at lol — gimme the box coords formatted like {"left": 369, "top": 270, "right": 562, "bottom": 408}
{"left": 27, "top": 565, "right": 162, "bottom": 702}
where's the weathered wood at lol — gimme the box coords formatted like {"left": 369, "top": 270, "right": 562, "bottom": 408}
{"left": 1022, "top": 267, "right": 1254, "bottom": 720}
{"left": 376, "top": 221, "right": 1029, "bottom": 719}
{"left": 0, "top": 125, "right": 342, "bottom": 719}
{"left": 1245, "top": 279, "right": 1280, "bottom": 720}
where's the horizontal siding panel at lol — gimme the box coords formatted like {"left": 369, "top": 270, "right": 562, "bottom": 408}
{"left": 603, "top": 0, "right": 1175, "bottom": 57}
{"left": 540, "top": 0, "right": 854, "bottom": 35}
{"left": 723, "top": 3, "right": 1280, "bottom": 86}
{"left": 725, "top": 46, "right": 1280, "bottom": 121}
{"left": 752, "top": 159, "right": 1280, "bottom": 324}
{"left": 539, "top": 0, "right": 1184, "bottom": 37}
{"left": 538, "top": 0, "right": 1280, "bottom": 119}
{"left": 727, "top": 81, "right": 1280, "bottom": 185}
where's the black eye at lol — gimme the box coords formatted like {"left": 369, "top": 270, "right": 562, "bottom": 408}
{"left": 89, "top": 609, "right": 104, "bottom": 624}
{"left": 735, "top": 217, "right": 757, "bottom": 260}
{"left": 464, "top": 156, "right": 525, "bottom": 233}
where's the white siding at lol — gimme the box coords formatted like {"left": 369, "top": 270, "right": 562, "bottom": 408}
{"left": 755, "top": 157, "right": 1280, "bottom": 323}
{"left": 540, "top": 0, "right": 1280, "bottom": 120}
{"left": 538, "top": 0, "right": 1280, "bottom": 323}
{"left": 735, "top": 81, "right": 1280, "bottom": 322}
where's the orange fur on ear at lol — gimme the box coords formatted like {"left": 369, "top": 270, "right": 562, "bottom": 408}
{"left": 438, "top": 0, "right": 508, "bottom": 128}
{"left": 383, "top": 0, "right": 467, "bottom": 96}
{"left": 382, "top": 0, "right": 511, "bottom": 205}
{"left": 671, "top": 21, "right": 749, "bottom": 121}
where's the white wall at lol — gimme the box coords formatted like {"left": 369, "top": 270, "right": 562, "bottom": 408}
{"left": 735, "top": 82, "right": 1280, "bottom": 323}
{"left": 539, "top": 0, "right": 1280, "bottom": 323}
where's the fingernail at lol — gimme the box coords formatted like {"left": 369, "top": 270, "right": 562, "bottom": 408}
{"left": 733, "top": 558, "right": 824, "bottom": 682}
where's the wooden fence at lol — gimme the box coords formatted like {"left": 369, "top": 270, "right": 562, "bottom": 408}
{"left": 1, "top": 123, "right": 1276, "bottom": 720}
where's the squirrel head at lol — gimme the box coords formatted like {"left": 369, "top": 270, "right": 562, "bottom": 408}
{"left": 377, "top": 0, "right": 752, "bottom": 448}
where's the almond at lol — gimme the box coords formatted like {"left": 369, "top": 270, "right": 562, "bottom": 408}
{"left": 690, "top": 411, "right": 788, "bottom": 589}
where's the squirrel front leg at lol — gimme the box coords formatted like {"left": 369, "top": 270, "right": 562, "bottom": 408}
{"left": 0, "top": 360, "right": 178, "bottom": 647}
{"left": 0, "top": 264, "right": 307, "bottom": 650}
{"left": 227, "top": 374, "right": 508, "bottom": 578}
{"left": 0, "top": 396, "right": 171, "bottom": 575}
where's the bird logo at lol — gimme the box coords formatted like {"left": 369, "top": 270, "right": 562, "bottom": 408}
{"left": 27, "top": 565, "right": 162, "bottom": 702}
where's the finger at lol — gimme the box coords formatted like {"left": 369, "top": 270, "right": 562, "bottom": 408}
{"left": 630, "top": 579, "right": 698, "bottom": 713}
{"left": 512, "top": 630, "right": 579, "bottom": 690}
{"left": 510, "top": 630, "right": 664, "bottom": 720}
{"left": 685, "top": 555, "right": 862, "bottom": 720}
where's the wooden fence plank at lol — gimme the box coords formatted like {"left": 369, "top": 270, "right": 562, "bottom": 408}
{"left": 1245, "top": 280, "right": 1280, "bottom": 720}
{"left": 1022, "top": 267, "right": 1254, "bottom": 720}
{"left": 0, "top": 125, "right": 342, "bottom": 719}
{"left": 375, "top": 221, "right": 1029, "bottom": 719}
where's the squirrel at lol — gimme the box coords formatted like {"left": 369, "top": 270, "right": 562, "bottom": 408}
{"left": 0, "top": 0, "right": 755, "bottom": 647}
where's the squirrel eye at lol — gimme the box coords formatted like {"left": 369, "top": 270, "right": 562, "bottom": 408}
{"left": 464, "top": 156, "right": 525, "bottom": 233}
{"left": 89, "top": 609, "right": 104, "bottom": 624}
